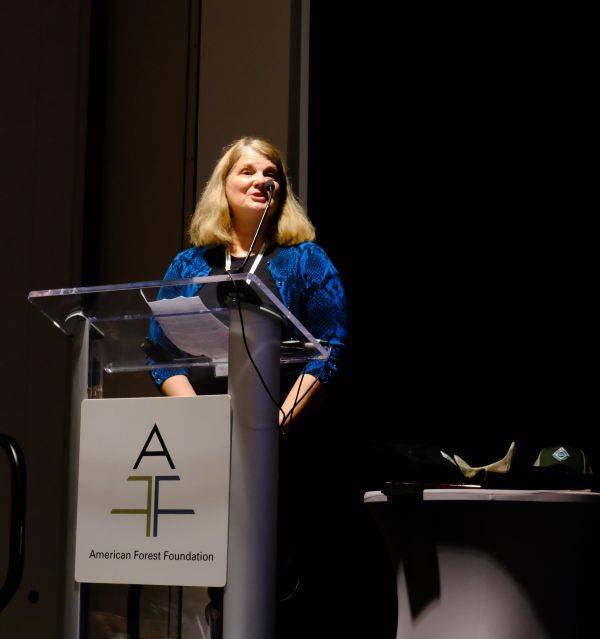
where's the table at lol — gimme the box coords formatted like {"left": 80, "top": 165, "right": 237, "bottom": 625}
{"left": 364, "top": 488, "right": 600, "bottom": 639}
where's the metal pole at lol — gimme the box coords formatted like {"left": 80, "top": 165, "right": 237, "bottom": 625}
{"left": 63, "top": 315, "right": 89, "bottom": 639}
{"left": 223, "top": 304, "right": 280, "bottom": 639}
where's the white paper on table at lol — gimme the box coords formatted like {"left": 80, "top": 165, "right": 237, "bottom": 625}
{"left": 143, "top": 293, "right": 228, "bottom": 361}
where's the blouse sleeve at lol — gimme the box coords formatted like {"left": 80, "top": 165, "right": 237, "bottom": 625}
{"left": 299, "top": 245, "right": 348, "bottom": 384}
{"left": 148, "top": 253, "right": 199, "bottom": 387}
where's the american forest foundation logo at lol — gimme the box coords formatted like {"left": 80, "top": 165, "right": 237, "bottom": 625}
{"left": 111, "top": 424, "right": 195, "bottom": 537}
{"left": 76, "top": 396, "right": 229, "bottom": 586}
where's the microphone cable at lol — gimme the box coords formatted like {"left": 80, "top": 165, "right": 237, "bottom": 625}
{"left": 279, "top": 366, "right": 326, "bottom": 435}
{"left": 226, "top": 177, "right": 329, "bottom": 431}
{"left": 226, "top": 270, "right": 330, "bottom": 432}
{"left": 234, "top": 180, "right": 274, "bottom": 274}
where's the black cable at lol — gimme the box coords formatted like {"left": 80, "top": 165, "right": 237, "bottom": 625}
{"left": 284, "top": 367, "right": 306, "bottom": 426}
{"left": 228, "top": 273, "right": 286, "bottom": 424}
{"left": 280, "top": 348, "right": 328, "bottom": 431}
{"left": 226, "top": 273, "right": 330, "bottom": 431}
{"left": 280, "top": 366, "right": 326, "bottom": 435}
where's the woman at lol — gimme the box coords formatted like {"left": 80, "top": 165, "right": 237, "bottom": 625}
{"left": 148, "top": 136, "right": 351, "bottom": 638}
{"left": 147, "top": 136, "right": 349, "bottom": 636}
{"left": 149, "top": 136, "right": 347, "bottom": 428}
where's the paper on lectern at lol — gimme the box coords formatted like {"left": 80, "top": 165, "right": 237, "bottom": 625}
{"left": 143, "top": 294, "right": 228, "bottom": 360}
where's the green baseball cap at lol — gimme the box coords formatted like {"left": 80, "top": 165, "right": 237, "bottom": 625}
{"left": 533, "top": 445, "right": 592, "bottom": 475}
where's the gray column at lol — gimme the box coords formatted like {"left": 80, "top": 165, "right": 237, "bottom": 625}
{"left": 63, "top": 316, "right": 89, "bottom": 639}
{"left": 223, "top": 305, "right": 281, "bottom": 639}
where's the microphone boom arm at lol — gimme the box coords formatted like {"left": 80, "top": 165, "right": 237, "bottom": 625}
{"left": 234, "top": 182, "right": 274, "bottom": 273}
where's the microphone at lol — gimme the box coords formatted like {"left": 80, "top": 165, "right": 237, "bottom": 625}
{"left": 264, "top": 179, "right": 274, "bottom": 194}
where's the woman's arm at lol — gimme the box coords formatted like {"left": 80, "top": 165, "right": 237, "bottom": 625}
{"left": 275, "top": 245, "right": 348, "bottom": 430}
{"left": 299, "top": 245, "right": 348, "bottom": 384}
{"left": 161, "top": 374, "right": 197, "bottom": 397}
{"left": 149, "top": 247, "right": 208, "bottom": 391}
{"left": 279, "top": 373, "right": 324, "bottom": 430}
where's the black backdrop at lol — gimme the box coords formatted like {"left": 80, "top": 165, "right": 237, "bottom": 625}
{"left": 307, "top": 6, "right": 595, "bottom": 474}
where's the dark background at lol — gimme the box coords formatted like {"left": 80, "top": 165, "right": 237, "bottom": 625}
{"left": 308, "top": 6, "right": 595, "bottom": 473}
{"left": 1, "top": 4, "right": 594, "bottom": 637}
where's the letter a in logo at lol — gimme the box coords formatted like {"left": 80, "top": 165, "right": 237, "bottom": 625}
{"left": 133, "top": 424, "right": 175, "bottom": 469}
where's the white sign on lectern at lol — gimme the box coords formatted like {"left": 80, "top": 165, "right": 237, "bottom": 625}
{"left": 75, "top": 395, "right": 231, "bottom": 586}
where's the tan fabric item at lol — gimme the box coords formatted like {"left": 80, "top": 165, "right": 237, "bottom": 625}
{"left": 454, "top": 441, "right": 516, "bottom": 479}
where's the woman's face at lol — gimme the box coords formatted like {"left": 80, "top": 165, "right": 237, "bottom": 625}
{"left": 225, "top": 149, "right": 281, "bottom": 225}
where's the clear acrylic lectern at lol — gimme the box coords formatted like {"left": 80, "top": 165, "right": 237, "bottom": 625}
{"left": 28, "top": 273, "right": 329, "bottom": 639}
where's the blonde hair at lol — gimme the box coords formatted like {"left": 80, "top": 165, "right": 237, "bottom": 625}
{"left": 188, "top": 137, "right": 315, "bottom": 247}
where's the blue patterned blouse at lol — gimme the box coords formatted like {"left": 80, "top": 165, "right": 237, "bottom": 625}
{"left": 148, "top": 242, "right": 348, "bottom": 387}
